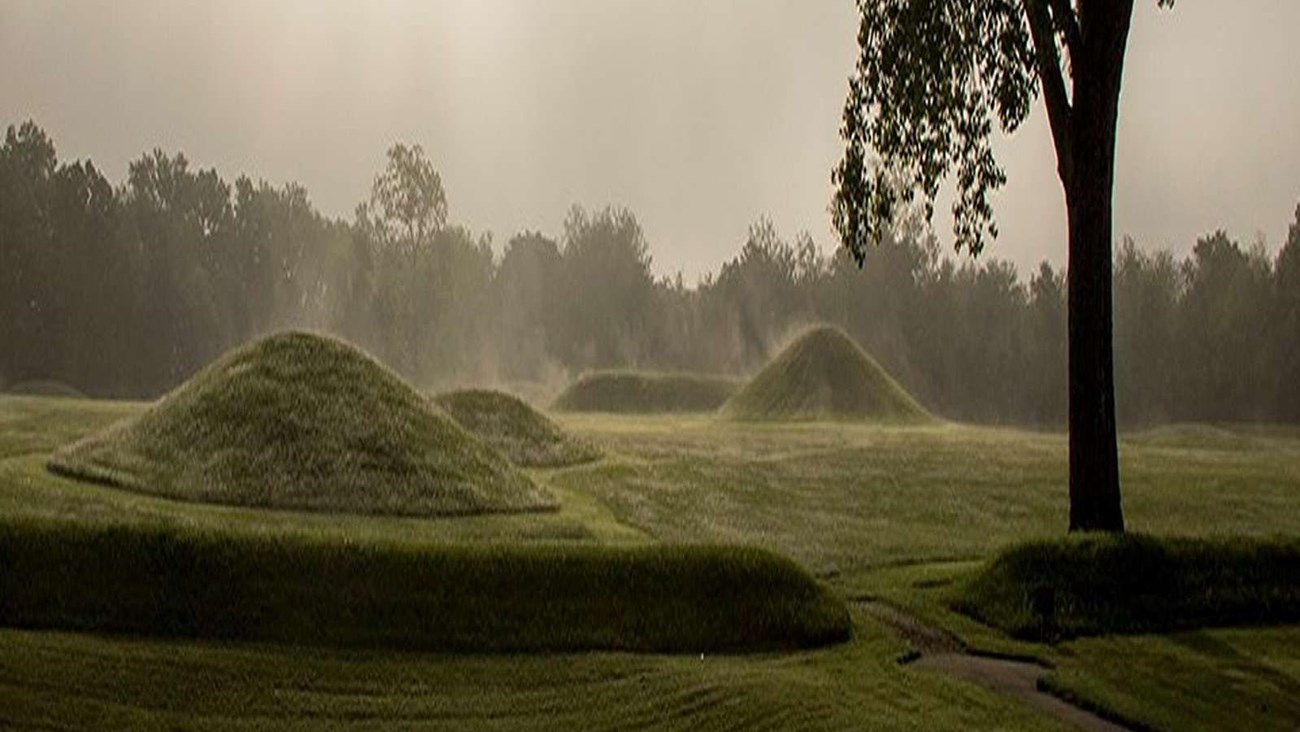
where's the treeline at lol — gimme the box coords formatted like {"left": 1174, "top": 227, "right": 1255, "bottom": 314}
{"left": 2, "top": 120, "right": 1298, "bottom": 425}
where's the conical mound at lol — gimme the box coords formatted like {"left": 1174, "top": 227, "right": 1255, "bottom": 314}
{"left": 48, "top": 332, "right": 556, "bottom": 517}
{"left": 433, "top": 389, "right": 601, "bottom": 468}
{"left": 721, "top": 326, "right": 931, "bottom": 422}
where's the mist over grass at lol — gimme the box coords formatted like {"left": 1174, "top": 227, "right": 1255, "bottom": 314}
{"left": 4, "top": 122, "right": 1299, "bottom": 428}
{"left": 552, "top": 371, "right": 741, "bottom": 414}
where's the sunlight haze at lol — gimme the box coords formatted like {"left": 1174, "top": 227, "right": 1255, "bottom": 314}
{"left": 2, "top": 0, "right": 1297, "bottom": 280}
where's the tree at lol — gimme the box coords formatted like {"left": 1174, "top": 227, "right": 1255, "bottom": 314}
{"left": 832, "top": 0, "right": 1174, "bottom": 531}
{"left": 355, "top": 143, "right": 447, "bottom": 256}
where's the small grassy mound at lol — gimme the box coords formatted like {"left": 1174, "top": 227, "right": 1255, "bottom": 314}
{"left": 722, "top": 326, "right": 930, "bottom": 422}
{"left": 433, "top": 389, "right": 600, "bottom": 468}
{"left": 48, "top": 331, "right": 555, "bottom": 517}
{"left": 6, "top": 379, "right": 85, "bottom": 399}
{"left": 0, "top": 519, "right": 852, "bottom": 653}
{"left": 955, "top": 533, "right": 1300, "bottom": 641}
{"left": 552, "top": 371, "right": 742, "bottom": 413}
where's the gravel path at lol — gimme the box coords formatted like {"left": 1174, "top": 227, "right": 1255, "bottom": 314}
{"left": 856, "top": 600, "right": 1130, "bottom": 732}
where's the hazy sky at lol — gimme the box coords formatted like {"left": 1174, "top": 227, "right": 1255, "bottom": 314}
{"left": 2, "top": 1, "right": 1297, "bottom": 281}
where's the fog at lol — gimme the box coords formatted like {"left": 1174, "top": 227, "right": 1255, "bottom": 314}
{"left": 2, "top": 1, "right": 1300, "bottom": 426}
{"left": 2, "top": 0, "right": 1297, "bottom": 281}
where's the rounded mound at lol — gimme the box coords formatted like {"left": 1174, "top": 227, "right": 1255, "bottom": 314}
{"left": 433, "top": 389, "right": 601, "bottom": 468}
{"left": 48, "top": 332, "right": 555, "bottom": 517}
{"left": 7, "top": 379, "right": 85, "bottom": 399}
{"left": 553, "top": 371, "right": 741, "bottom": 413}
{"left": 722, "top": 326, "right": 930, "bottom": 422}
{"left": 0, "top": 521, "right": 852, "bottom": 653}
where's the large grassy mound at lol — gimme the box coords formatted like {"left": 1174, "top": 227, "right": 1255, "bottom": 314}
{"left": 6, "top": 379, "right": 85, "bottom": 399}
{"left": 721, "top": 326, "right": 930, "bottom": 422}
{"left": 955, "top": 533, "right": 1300, "bottom": 640}
{"left": 0, "top": 519, "right": 851, "bottom": 653}
{"left": 553, "top": 371, "right": 742, "bottom": 413}
{"left": 433, "top": 389, "right": 600, "bottom": 468}
{"left": 48, "top": 332, "right": 555, "bottom": 517}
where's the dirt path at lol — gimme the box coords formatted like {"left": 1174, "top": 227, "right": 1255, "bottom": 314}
{"left": 855, "top": 600, "right": 1130, "bottom": 732}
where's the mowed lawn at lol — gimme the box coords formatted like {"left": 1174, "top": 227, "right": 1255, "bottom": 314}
{"left": 1, "top": 395, "right": 1299, "bottom": 730}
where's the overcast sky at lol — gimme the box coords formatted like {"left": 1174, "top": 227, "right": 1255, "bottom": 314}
{"left": 2, "top": 1, "right": 1297, "bottom": 281}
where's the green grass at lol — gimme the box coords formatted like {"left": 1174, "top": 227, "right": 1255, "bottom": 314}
{"left": 432, "top": 388, "right": 601, "bottom": 467}
{"left": 721, "top": 325, "right": 931, "bottom": 422}
{"left": 552, "top": 370, "right": 741, "bottom": 413}
{"left": 0, "top": 519, "right": 848, "bottom": 653}
{"left": 828, "top": 558, "right": 1300, "bottom": 732}
{"left": 4, "top": 398, "right": 1300, "bottom": 728}
{"left": 49, "top": 331, "right": 555, "bottom": 517}
{"left": 1044, "top": 627, "right": 1300, "bottom": 732}
{"left": 0, "top": 608, "right": 1073, "bottom": 732}
{"left": 4, "top": 379, "right": 85, "bottom": 399}
{"left": 954, "top": 533, "right": 1300, "bottom": 640}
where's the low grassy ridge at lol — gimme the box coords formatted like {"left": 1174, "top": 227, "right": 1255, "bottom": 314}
{"left": 5, "top": 379, "right": 85, "bottom": 399}
{"left": 48, "top": 331, "right": 555, "bottom": 517}
{"left": 721, "top": 326, "right": 931, "bottom": 422}
{"left": 0, "top": 519, "right": 850, "bottom": 653}
{"left": 433, "top": 388, "right": 601, "bottom": 467}
{"left": 553, "top": 370, "right": 742, "bottom": 413}
{"left": 955, "top": 533, "right": 1300, "bottom": 640}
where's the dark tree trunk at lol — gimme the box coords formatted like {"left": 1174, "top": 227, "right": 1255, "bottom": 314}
{"left": 1059, "top": 1, "right": 1134, "bottom": 532}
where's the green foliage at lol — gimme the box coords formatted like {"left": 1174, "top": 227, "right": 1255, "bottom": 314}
{"left": 0, "top": 519, "right": 850, "bottom": 653}
{"left": 48, "top": 331, "right": 555, "bottom": 517}
{"left": 955, "top": 534, "right": 1300, "bottom": 640}
{"left": 553, "top": 371, "right": 741, "bottom": 413}
{"left": 722, "top": 326, "right": 930, "bottom": 422}
{"left": 432, "top": 388, "right": 601, "bottom": 468}
{"left": 832, "top": 0, "right": 1035, "bottom": 258}
{"left": 354, "top": 142, "right": 448, "bottom": 254}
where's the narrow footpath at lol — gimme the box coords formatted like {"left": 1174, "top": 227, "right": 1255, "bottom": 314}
{"left": 855, "top": 600, "right": 1131, "bottom": 732}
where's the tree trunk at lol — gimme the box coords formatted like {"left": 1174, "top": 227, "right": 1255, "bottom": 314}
{"left": 1061, "top": 2, "right": 1134, "bottom": 532}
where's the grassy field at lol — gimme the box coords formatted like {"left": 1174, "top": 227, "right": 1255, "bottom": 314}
{"left": 2, "top": 394, "right": 1299, "bottom": 729}
{"left": 552, "top": 370, "right": 741, "bottom": 413}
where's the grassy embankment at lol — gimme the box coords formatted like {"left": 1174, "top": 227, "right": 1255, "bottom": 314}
{"left": 0, "top": 519, "right": 848, "bottom": 653}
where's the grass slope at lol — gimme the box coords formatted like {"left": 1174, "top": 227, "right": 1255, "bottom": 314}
{"left": 722, "top": 326, "right": 930, "bottom": 422}
{"left": 955, "top": 533, "right": 1300, "bottom": 640}
{"left": 553, "top": 371, "right": 741, "bottom": 413}
{"left": 48, "top": 331, "right": 555, "bottom": 517}
{"left": 433, "top": 388, "right": 601, "bottom": 467}
{"left": 0, "top": 519, "right": 850, "bottom": 653}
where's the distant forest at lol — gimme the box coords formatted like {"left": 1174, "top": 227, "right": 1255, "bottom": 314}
{"left": 3, "top": 120, "right": 1298, "bottom": 426}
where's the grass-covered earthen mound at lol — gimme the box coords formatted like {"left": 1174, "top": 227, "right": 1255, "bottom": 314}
{"left": 47, "top": 331, "right": 555, "bottom": 517}
{"left": 0, "top": 519, "right": 851, "bottom": 653}
{"left": 955, "top": 533, "right": 1300, "bottom": 641}
{"left": 722, "top": 326, "right": 930, "bottom": 422}
{"left": 6, "top": 379, "right": 85, "bottom": 399}
{"left": 433, "top": 389, "right": 600, "bottom": 468}
{"left": 552, "top": 371, "right": 741, "bottom": 413}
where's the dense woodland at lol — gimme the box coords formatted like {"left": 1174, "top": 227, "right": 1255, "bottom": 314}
{"left": 3, "top": 120, "right": 1298, "bottom": 426}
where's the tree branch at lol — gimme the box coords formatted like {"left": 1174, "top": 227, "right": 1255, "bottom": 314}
{"left": 1048, "top": 0, "right": 1083, "bottom": 63}
{"left": 1023, "top": 0, "right": 1075, "bottom": 187}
